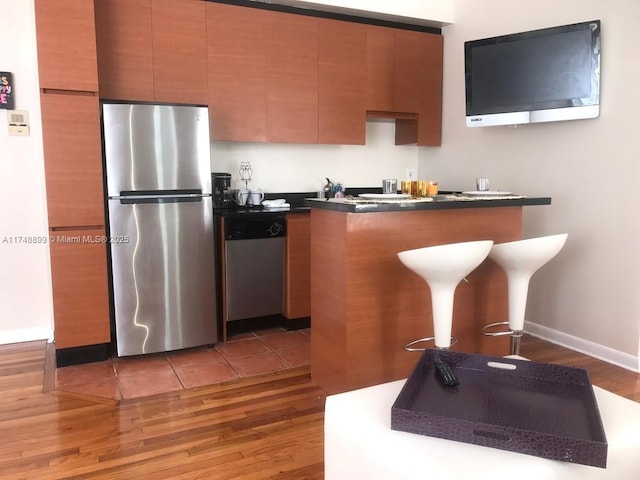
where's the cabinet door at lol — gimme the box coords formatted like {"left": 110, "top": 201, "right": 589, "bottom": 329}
{"left": 366, "top": 25, "right": 395, "bottom": 112}
{"left": 285, "top": 214, "right": 311, "bottom": 320}
{"left": 40, "top": 93, "right": 105, "bottom": 228}
{"left": 34, "top": 0, "right": 99, "bottom": 92}
{"left": 50, "top": 228, "right": 110, "bottom": 350}
{"left": 416, "top": 33, "right": 443, "bottom": 146}
{"left": 207, "top": 2, "right": 267, "bottom": 142}
{"left": 152, "top": 0, "right": 208, "bottom": 105}
{"left": 318, "top": 19, "right": 366, "bottom": 145}
{"left": 94, "top": 0, "right": 154, "bottom": 101}
{"left": 265, "top": 11, "right": 319, "bottom": 144}
{"left": 394, "top": 30, "right": 443, "bottom": 146}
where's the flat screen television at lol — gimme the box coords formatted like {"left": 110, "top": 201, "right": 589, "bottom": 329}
{"left": 465, "top": 20, "right": 601, "bottom": 127}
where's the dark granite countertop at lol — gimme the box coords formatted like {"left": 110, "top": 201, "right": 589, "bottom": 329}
{"left": 304, "top": 193, "right": 551, "bottom": 213}
{"left": 214, "top": 191, "right": 314, "bottom": 218}
{"left": 214, "top": 189, "right": 551, "bottom": 217}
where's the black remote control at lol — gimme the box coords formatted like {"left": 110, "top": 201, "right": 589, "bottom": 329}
{"left": 434, "top": 360, "right": 459, "bottom": 387}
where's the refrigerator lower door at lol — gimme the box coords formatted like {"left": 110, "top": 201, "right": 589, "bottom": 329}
{"left": 108, "top": 196, "right": 217, "bottom": 356}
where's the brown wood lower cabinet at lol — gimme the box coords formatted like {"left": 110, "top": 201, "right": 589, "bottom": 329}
{"left": 49, "top": 227, "right": 110, "bottom": 351}
{"left": 285, "top": 214, "right": 311, "bottom": 320}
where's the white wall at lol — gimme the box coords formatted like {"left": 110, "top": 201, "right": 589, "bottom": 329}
{"left": 211, "top": 119, "right": 419, "bottom": 193}
{"left": 264, "top": 0, "right": 454, "bottom": 26}
{"left": 420, "top": 0, "right": 640, "bottom": 370}
{"left": 0, "top": 0, "right": 53, "bottom": 344}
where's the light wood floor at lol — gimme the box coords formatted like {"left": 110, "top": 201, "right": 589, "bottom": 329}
{"left": 0, "top": 335, "right": 638, "bottom": 479}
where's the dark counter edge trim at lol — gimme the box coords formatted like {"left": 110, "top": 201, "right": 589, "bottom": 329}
{"left": 304, "top": 197, "right": 552, "bottom": 213}
{"left": 205, "top": 0, "right": 442, "bottom": 34}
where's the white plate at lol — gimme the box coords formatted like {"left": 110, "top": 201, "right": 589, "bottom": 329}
{"left": 358, "top": 193, "right": 411, "bottom": 199}
{"left": 263, "top": 203, "right": 290, "bottom": 209}
{"left": 462, "top": 190, "right": 512, "bottom": 196}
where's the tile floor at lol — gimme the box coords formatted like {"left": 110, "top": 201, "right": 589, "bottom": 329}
{"left": 53, "top": 327, "right": 310, "bottom": 401}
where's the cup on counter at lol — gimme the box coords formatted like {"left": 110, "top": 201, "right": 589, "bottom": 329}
{"left": 427, "top": 181, "right": 439, "bottom": 196}
{"left": 476, "top": 177, "right": 490, "bottom": 191}
{"left": 234, "top": 188, "right": 249, "bottom": 206}
{"left": 417, "top": 180, "right": 429, "bottom": 197}
{"left": 401, "top": 180, "right": 412, "bottom": 195}
{"left": 382, "top": 179, "right": 398, "bottom": 194}
{"left": 410, "top": 180, "right": 419, "bottom": 196}
{"left": 248, "top": 189, "right": 264, "bottom": 206}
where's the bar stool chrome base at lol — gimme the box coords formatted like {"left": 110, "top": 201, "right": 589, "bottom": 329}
{"left": 403, "top": 337, "right": 458, "bottom": 352}
{"left": 481, "top": 322, "right": 523, "bottom": 355}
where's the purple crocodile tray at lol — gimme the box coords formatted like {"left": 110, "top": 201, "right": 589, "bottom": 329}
{"left": 391, "top": 349, "right": 608, "bottom": 468}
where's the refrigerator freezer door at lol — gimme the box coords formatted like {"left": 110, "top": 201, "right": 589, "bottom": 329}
{"left": 108, "top": 196, "right": 217, "bottom": 356}
{"left": 102, "top": 103, "right": 211, "bottom": 196}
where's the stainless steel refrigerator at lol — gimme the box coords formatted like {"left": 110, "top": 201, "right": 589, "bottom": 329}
{"left": 102, "top": 103, "right": 217, "bottom": 357}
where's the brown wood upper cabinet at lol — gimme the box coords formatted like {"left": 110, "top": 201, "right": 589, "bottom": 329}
{"left": 366, "top": 25, "right": 395, "bottom": 112}
{"left": 318, "top": 19, "right": 367, "bottom": 145}
{"left": 95, "top": 0, "right": 153, "bottom": 101}
{"left": 152, "top": 0, "right": 208, "bottom": 104}
{"left": 207, "top": 4, "right": 320, "bottom": 144}
{"left": 264, "top": 11, "right": 319, "bottom": 144}
{"left": 40, "top": 93, "right": 105, "bottom": 228}
{"left": 34, "top": 0, "right": 99, "bottom": 92}
{"left": 395, "top": 29, "right": 443, "bottom": 146}
{"left": 95, "top": 0, "right": 207, "bottom": 104}
{"left": 207, "top": 2, "right": 267, "bottom": 142}
{"left": 95, "top": 0, "right": 443, "bottom": 144}
{"left": 366, "top": 25, "right": 443, "bottom": 146}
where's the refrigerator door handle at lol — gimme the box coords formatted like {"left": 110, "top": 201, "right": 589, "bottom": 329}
{"left": 119, "top": 189, "right": 203, "bottom": 197}
{"left": 118, "top": 196, "right": 205, "bottom": 205}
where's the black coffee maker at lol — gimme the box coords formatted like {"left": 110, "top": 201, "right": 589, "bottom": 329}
{"left": 212, "top": 172, "right": 232, "bottom": 208}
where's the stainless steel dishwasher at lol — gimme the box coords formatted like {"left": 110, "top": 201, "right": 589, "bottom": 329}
{"left": 224, "top": 215, "right": 286, "bottom": 322}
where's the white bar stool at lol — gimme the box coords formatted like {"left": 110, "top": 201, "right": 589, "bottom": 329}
{"left": 482, "top": 233, "right": 568, "bottom": 355}
{"left": 397, "top": 240, "right": 494, "bottom": 350}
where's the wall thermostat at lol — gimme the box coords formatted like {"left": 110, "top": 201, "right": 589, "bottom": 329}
{"left": 8, "top": 109, "right": 29, "bottom": 136}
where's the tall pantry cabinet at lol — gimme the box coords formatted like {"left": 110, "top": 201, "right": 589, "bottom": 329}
{"left": 34, "top": 0, "right": 110, "bottom": 364}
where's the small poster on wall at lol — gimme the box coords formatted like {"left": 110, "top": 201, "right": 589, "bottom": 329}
{"left": 1, "top": 72, "right": 14, "bottom": 110}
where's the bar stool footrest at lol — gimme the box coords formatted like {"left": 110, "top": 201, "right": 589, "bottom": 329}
{"left": 404, "top": 337, "right": 458, "bottom": 352}
{"left": 481, "top": 321, "right": 523, "bottom": 337}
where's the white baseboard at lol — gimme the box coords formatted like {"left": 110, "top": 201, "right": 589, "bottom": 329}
{"left": 525, "top": 321, "right": 639, "bottom": 373}
{"left": 0, "top": 327, "right": 53, "bottom": 346}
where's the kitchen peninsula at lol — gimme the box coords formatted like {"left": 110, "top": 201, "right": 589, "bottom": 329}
{"left": 307, "top": 194, "right": 551, "bottom": 394}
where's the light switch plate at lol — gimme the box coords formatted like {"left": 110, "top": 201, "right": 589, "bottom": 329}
{"left": 8, "top": 109, "right": 29, "bottom": 136}
{"left": 406, "top": 168, "right": 416, "bottom": 180}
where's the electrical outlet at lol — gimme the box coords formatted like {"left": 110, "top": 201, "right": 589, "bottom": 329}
{"left": 406, "top": 168, "right": 416, "bottom": 180}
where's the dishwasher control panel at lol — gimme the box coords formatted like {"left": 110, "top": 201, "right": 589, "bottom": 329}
{"left": 225, "top": 216, "right": 287, "bottom": 240}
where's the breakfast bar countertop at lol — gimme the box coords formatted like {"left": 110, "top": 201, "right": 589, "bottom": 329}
{"left": 305, "top": 193, "right": 551, "bottom": 213}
